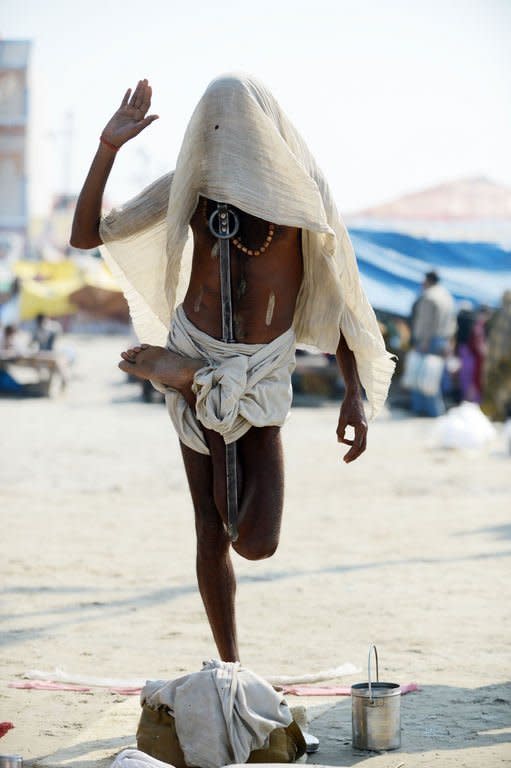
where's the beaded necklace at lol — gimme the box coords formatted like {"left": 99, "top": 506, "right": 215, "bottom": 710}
{"left": 202, "top": 199, "right": 275, "bottom": 257}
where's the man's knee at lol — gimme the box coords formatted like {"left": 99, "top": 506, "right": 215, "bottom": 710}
{"left": 233, "top": 535, "right": 279, "bottom": 561}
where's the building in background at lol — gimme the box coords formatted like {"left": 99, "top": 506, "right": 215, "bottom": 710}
{"left": 0, "top": 39, "right": 31, "bottom": 277}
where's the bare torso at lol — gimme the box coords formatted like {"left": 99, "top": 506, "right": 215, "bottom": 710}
{"left": 183, "top": 197, "right": 303, "bottom": 344}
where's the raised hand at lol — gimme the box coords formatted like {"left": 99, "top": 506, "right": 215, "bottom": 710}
{"left": 101, "top": 79, "right": 159, "bottom": 149}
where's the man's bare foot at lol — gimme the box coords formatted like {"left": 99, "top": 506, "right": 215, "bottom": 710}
{"left": 118, "top": 344, "right": 202, "bottom": 390}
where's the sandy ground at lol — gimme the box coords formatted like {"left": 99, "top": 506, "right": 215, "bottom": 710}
{"left": 1, "top": 333, "right": 510, "bottom": 767}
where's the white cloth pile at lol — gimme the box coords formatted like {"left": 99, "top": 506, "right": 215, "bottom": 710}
{"left": 140, "top": 659, "right": 293, "bottom": 768}
{"left": 99, "top": 73, "right": 395, "bottom": 418}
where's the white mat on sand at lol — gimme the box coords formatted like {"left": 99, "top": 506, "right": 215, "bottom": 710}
{"left": 265, "top": 663, "right": 359, "bottom": 685}
{"left": 24, "top": 667, "right": 145, "bottom": 689}
{"left": 24, "top": 662, "right": 359, "bottom": 689}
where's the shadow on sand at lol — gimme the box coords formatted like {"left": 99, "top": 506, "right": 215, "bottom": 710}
{"left": 30, "top": 734, "right": 133, "bottom": 768}
{"left": 2, "top": 548, "right": 511, "bottom": 649}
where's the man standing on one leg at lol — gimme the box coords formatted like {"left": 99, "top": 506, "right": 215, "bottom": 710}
{"left": 71, "top": 75, "right": 395, "bottom": 662}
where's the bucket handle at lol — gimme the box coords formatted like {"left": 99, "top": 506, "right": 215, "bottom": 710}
{"left": 367, "top": 644, "right": 380, "bottom": 702}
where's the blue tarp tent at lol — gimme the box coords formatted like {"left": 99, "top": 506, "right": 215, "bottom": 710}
{"left": 350, "top": 228, "right": 511, "bottom": 317}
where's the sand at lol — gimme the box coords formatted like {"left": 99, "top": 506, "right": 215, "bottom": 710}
{"left": 1, "top": 333, "right": 510, "bottom": 767}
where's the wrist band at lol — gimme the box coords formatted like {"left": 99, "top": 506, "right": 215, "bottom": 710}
{"left": 99, "top": 135, "right": 119, "bottom": 152}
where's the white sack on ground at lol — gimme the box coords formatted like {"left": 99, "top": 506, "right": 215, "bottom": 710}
{"left": 433, "top": 402, "right": 497, "bottom": 449}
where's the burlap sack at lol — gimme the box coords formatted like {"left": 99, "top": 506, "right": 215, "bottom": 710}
{"left": 136, "top": 703, "right": 306, "bottom": 766}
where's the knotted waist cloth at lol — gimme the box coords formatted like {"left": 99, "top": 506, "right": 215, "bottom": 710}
{"left": 155, "top": 304, "right": 296, "bottom": 455}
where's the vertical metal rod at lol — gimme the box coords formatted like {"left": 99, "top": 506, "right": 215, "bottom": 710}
{"left": 209, "top": 203, "right": 240, "bottom": 541}
{"left": 225, "top": 442, "right": 238, "bottom": 541}
{"left": 217, "top": 212, "right": 235, "bottom": 343}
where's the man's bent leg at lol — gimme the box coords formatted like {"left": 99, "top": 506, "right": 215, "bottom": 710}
{"left": 179, "top": 440, "right": 240, "bottom": 662}
{"left": 206, "top": 426, "right": 285, "bottom": 561}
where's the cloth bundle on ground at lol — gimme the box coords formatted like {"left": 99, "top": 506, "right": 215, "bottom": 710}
{"left": 99, "top": 73, "right": 395, "bottom": 420}
{"left": 136, "top": 660, "right": 306, "bottom": 768}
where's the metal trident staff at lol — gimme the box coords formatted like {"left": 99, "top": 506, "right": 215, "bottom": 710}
{"left": 208, "top": 202, "right": 240, "bottom": 541}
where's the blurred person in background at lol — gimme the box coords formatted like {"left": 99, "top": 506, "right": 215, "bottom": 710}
{"left": 0, "top": 278, "right": 21, "bottom": 326}
{"left": 1, "top": 324, "right": 27, "bottom": 356}
{"left": 0, "top": 325, "right": 25, "bottom": 394}
{"left": 0, "top": 321, "right": 68, "bottom": 393}
{"left": 409, "top": 271, "right": 456, "bottom": 416}
{"left": 456, "top": 304, "right": 489, "bottom": 403}
{"left": 482, "top": 290, "right": 511, "bottom": 421}
{"left": 31, "top": 313, "right": 62, "bottom": 352}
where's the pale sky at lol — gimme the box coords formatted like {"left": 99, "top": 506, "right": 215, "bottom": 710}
{"left": 2, "top": 0, "right": 511, "bottom": 216}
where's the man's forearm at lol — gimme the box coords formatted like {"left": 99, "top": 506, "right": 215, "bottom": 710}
{"left": 70, "top": 143, "right": 117, "bottom": 249}
{"left": 71, "top": 79, "right": 159, "bottom": 250}
{"left": 335, "top": 330, "right": 362, "bottom": 395}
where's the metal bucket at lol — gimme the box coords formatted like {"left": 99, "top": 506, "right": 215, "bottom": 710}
{"left": 351, "top": 645, "right": 401, "bottom": 751}
{"left": 0, "top": 758, "right": 23, "bottom": 768}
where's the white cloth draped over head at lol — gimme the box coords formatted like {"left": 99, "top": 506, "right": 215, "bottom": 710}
{"left": 99, "top": 73, "right": 395, "bottom": 417}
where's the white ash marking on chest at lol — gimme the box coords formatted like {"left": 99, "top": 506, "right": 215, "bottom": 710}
{"left": 265, "top": 292, "right": 276, "bottom": 326}
{"left": 193, "top": 286, "right": 204, "bottom": 313}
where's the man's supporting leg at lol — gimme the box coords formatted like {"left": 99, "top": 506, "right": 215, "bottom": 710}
{"left": 180, "top": 441, "right": 240, "bottom": 662}
{"left": 180, "top": 426, "right": 285, "bottom": 661}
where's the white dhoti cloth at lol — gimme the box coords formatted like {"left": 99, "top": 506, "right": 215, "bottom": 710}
{"left": 160, "top": 305, "right": 296, "bottom": 455}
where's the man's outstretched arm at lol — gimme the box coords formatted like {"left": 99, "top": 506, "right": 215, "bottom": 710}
{"left": 70, "top": 79, "right": 158, "bottom": 249}
{"left": 335, "top": 330, "right": 368, "bottom": 463}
